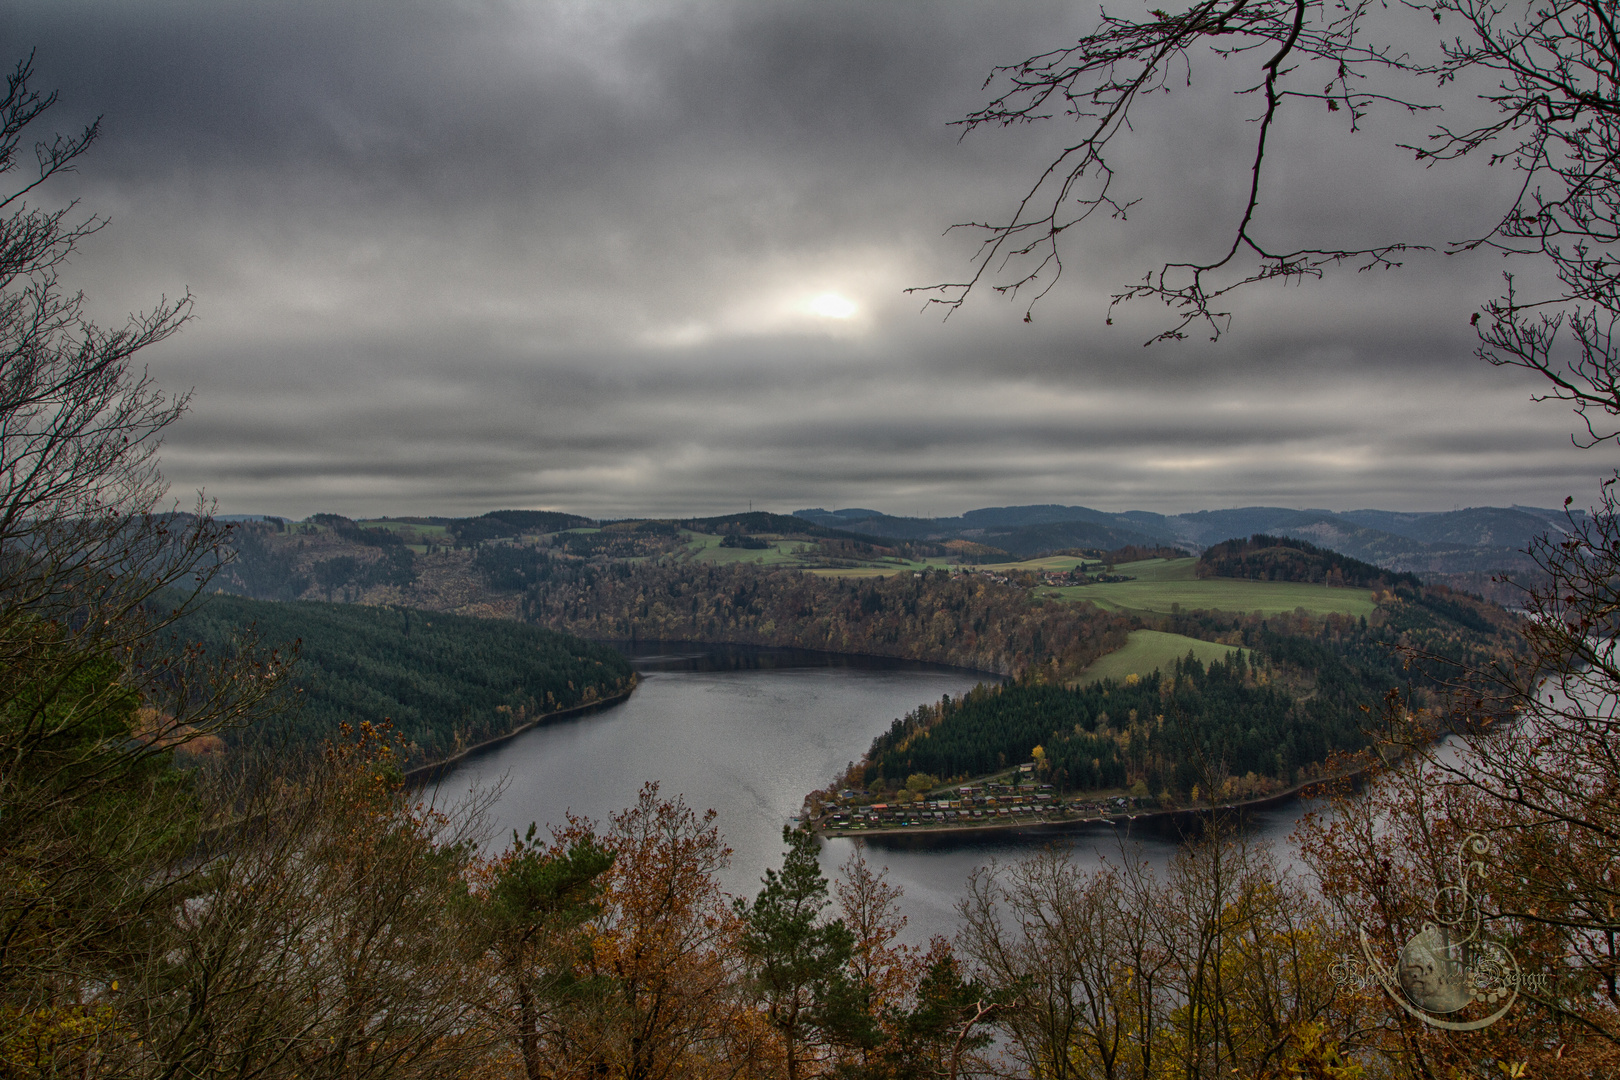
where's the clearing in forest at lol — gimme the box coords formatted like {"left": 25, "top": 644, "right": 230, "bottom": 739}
{"left": 1074, "top": 629, "right": 1241, "bottom": 685}
{"left": 682, "top": 532, "right": 812, "bottom": 566}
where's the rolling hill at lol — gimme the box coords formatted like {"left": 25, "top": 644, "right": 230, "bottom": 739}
{"left": 795, "top": 502, "right": 1569, "bottom": 592}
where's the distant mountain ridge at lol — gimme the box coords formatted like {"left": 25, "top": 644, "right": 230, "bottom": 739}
{"left": 793, "top": 502, "right": 1577, "bottom": 592}
{"left": 220, "top": 501, "right": 1569, "bottom": 605}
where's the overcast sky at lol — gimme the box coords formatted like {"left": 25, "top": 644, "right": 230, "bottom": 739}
{"left": 9, "top": 0, "right": 1605, "bottom": 520}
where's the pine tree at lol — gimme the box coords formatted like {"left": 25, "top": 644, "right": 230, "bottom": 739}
{"left": 736, "top": 826, "right": 860, "bottom": 1080}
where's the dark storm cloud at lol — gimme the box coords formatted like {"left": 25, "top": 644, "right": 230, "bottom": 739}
{"left": 6, "top": 0, "right": 1599, "bottom": 518}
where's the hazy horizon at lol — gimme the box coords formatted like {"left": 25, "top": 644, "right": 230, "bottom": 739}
{"left": 217, "top": 499, "right": 1572, "bottom": 525}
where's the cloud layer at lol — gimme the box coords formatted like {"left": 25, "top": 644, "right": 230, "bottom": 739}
{"left": 9, "top": 0, "right": 1602, "bottom": 518}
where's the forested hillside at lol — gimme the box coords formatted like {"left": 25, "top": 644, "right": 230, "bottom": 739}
{"left": 866, "top": 655, "right": 1306, "bottom": 798}
{"left": 508, "top": 559, "right": 1133, "bottom": 677}
{"left": 843, "top": 584, "right": 1519, "bottom": 803}
{"left": 174, "top": 593, "right": 633, "bottom": 769}
{"left": 1197, "top": 533, "right": 1423, "bottom": 588}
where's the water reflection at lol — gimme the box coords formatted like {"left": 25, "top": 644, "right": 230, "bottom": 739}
{"left": 611, "top": 640, "right": 1003, "bottom": 677}
{"left": 435, "top": 642, "right": 1315, "bottom": 945}
{"left": 823, "top": 801, "right": 1313, "bottom": 946}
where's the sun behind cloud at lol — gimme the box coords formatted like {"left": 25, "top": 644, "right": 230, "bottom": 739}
{"left": 808, "top": 292, "right": 858, "bottom": 319}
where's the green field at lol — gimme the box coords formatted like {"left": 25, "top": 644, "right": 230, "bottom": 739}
{"left": 1076, "top": 629, "right": 1241, "bottom": 685}
{"left": 1040, "top": 557, "right": 1377, "bottom": 616}
{"left": 807, "top": 563, "right": 929, "bottom": 578}
{"left": 669, "top": 532, "right": 961, "bottom": 575}
{"left": 980, "top": 554, "right": 1102, "bottom": 572}
{"left": 1120, "top": 557, "right": 1196, "bottom": 579}
{"left": 683, "top": 532, "right": 824, "bottom": 566}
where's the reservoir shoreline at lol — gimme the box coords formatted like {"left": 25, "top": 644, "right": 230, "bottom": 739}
{"left": 819, "top": 768, "right": 1347, "bottom": 848}
{"left": 403, "top": 682, "right": 638, "bottom": 787}
{"left": 430, "top": 642, "right": 1316, "bottom": 942}
{"left": 595, "top": 637, "right": 1010, "bottom": 682}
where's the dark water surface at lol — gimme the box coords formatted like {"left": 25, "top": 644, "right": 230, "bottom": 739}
{"left": 435, "top": 643, "right": 1310, "bottom": 944}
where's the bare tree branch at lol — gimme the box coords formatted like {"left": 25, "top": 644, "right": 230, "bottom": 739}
{"left": 911, "top": 0, "right": 1432, "bottom": 341}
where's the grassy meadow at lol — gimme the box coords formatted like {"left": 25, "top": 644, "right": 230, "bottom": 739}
{"left": 780, "top": 552, "right": 1378, "bottom": 618}
{"left": 1074, "top": 629, "right": 1241, "bottom": 685}
{"left": 979, "top": 554, "right": 1103, "bottom": 572}
{"left": 680, "top": 532, "right": 822, "bottom": 566}
{"left": 805, "top": 564, "right": 929, "bottom": 578}
{"left": 1041, "top": 557, "right": 1378, "bottom": 616}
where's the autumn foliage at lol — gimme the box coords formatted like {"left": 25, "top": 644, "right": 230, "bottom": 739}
{"left": 517, "top": 560, "right": 1131, "bottom": 680}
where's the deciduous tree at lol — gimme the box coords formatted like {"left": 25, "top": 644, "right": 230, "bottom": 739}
{"left": 957, "top": 831, "right": 1365, "bottom": 1080}
{"left": 587, "top": 783, "right": 750, "bottom": 1080}
{"left": 123, "top": 726, "right": 495, "bottom": 1080}
{"left": 0, "top": 52, "right": 288, "bottom": 1072}
{"left": 831, "top": 849, "right": 994, "bottom": 1080}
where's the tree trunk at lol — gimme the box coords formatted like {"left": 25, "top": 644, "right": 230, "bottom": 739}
{"left": 518, "top": 983, "right": 543, "bottom": 1080}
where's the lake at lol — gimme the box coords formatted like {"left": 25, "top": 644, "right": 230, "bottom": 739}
{"left": 434, "top": 643, "right": 1311, "bottom": 944}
